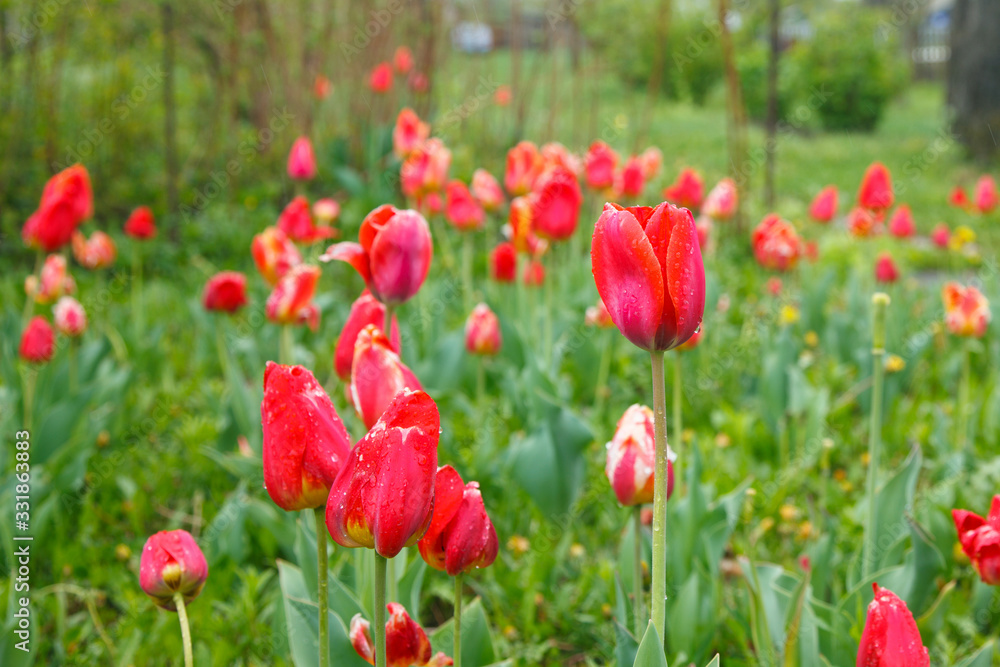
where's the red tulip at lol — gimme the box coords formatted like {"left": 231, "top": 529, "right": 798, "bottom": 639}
{"left": 702, "top": 178, "right": 738, "bottom": 221}
{"left": 350, "top": 324, "right": 423, "bottom": 430}
{"left": 874, "top": 252, "right": 899, "bottom": 284}
{"left": 584, "top": 141, "right": 619, "bottom": 191}
{"left": 334, "top": 290, "right": 401, "bottom": 381}
{"left": 418, "top": 466, "right": 499, "bottom": 575}
{"left": 663, "top": 168, "right": 704, "bottom": 210}
{"left": 53, "top": 296, "right": 87, "bottom": 337}
{"left": 592, "top": 202, "right": 705, "bottom": 351}
{"left": 930, "top": 223, "right": 950, "bottom": 248}
{"left": 530, "top": 167, "right": 582, "bottom": 241}
{"left": 393, "top": 108, "right": 430, "bottom": 159}
{"left": 490, "top": 242, "right": 517, "bottom": 283}
{"left": 809, "top": 186, "right": 838, "bottom": 223}
{"left": 605, "top": 405, "right": 675, "bottom": 506}
{"left": 265, "top": 265, "right": 321, "bottom": 330}
{"left": 507, "top": 196, "right": 533, "bottom": 253}
{"left": 471, "top": 169, "right": 504, "bottom": 212}
{"left": 19, "top": 316, "right": 54, "bottom": 363}
{"left": 261, "top": 362, "right": 353, "bottom": 511}
{"left": 326, "top": 388, "right": 439, "bottom": 558}
{"left": 975, "top": 175, "right": 998, "bottom": 214}
{"left": 350, "top": 602, "right": 453, "bottom": 667}
{"left": 857, "top": 162, "right": 894, "bottom": 212}
{"left": 953, "top": 495, "right": 1000, "bottom": 585}
{"left": 313, "top": 198, "right": 341, "bottom": 224}
{"left": 620, "top": 157, "right": 645, "bottom": 198}
{"left": 23, "top": 164, "right": 93, "bottom": 251}
{"left": 523, "top": 258, "right": 545, "bottom": 287}
{"left": 369, "top": 62, "right": 393, "bottom": 93}
{"left": 888, "top": 205, "right": 915, "bottom": 238}
{"left": 24, "top": 254, "right": 75, "bottom": 305}
{"left": 541, "top": 142, "right": 581, "bottom": 177}
{"left": 856, "top": 584, "right": 929, "bottom": 667}
{"left": 124, "top": 206, "right": 156, "bottom": 239}
{"left": 287, "top": 136, "right": 317, "bottom": 181}
{"left": 847, "top": 207, "right": 882, "bottom": 238}
{"left": 752, "top": 214, "right": 802, "bottom": 272}
{"left": 585, "top": 298, "right": 614, "bottom": 328}
{"left": 639, "top": 147, "right": 663, "bottom": 181}
{"left": 401, "top": 139, "right": 451, "bottom": 199}
{"left": 252, "top": 226, "right": 302, "bottom": 286}
{"left": 445, "top": 180, "right": 485, "bottom": 231}
{"left": 505, "top": 141, "right": 544, "bottom": 196}
{"left": 139, "top": 530, "right": 209, "bottom": 611}
{"left": 465, "top": 303, "right": 502, "bottom": 356}
{"left": 71, "top": 230, "right": 117, "bottom": 269}
{"left": 493, "top": 85, "right": 511, "bottom": 106}
{"left": 202, "top": 271, "right": 248, "bottom": 313}
{"left": 278, "top": 196, "right": 334, "bottom": 244}
{"left": 942, "top": 282, "right": 991, "bottom": 338}
{"left": 393, "top": 46, "right": 414, "bottom": 75}
{"left": 321, "top": 205, "right": 433, "bottom": 306}
{"left": 314, "top": 74, "right": 332, "bottom": 100}
{"left": 422, "top": 190, "right": 444, "bottom": 216}
{"left": 949, "top": 185, "right": 971, "bottom": 210}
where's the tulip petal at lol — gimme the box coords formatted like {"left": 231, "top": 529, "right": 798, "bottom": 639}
{"left": 591, "top": 204, "right": 665, "bottom": 351}
{"left": 417, "top": 466, "right": 467, "bottom": 571}
{"left": 368, "top": 210, "right": 433, "bottom": 305}
{"left": 989, "top": 495, "right": 1000, "bottom": 528}
{"left": 320, "top": 241, "right": 372, "bottom": 286}
{"left": 442, "top": 483, "right": 499, "bottom": 576}
{"left": 663, "top": 205, "right": 705, "bottom": 348}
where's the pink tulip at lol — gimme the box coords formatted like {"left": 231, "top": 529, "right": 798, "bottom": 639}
{"left": 809, "top": 186, "right": 838, "bottom": 223}
{"left": 465, "top": 303, "right": 502, "bottom": 355}
{"left": 401, "top": 139, "right": 451, "bottom": 200}
{"left": 605, "top": 404, "right": 675, "bottom": 506}
{"left": 874, "top": 252, "right": 899, "bottom": 284}
{"left": 393, "top": 108, "right": 430, "bottom": 159}
{"left": 139, "top": 530, "right": 209, "bottom": 611}
{"left": 620, "top": 157, "right": 645, "bottom": 198}
{"left": 751, "top": 214, "right": 802, "bottom": 272}
{"left": 393, "top": 46, "right": 414, "bottom": 75}
{"left": 19, "top": 316, "right": 55, "bottom": 363}
{"left": 930, "top": 223, "right": 951, "bottom": 248}
{"left": 351, "top": 324, "right": 423, "bottom": 430}
{"left": 857, "top": 162, "right": 894, "bottom": 213}
{"left": 856, "top": 584, "right": 929, "bottom": 667}
{"left": 265, "top": 265, "right": 321, "bottom": 330}
{"left": 53, "top": 296, "right": 87, "bottom": 337}
{"left": 663, "top": 168, "right": 704, "bottom": 210}
{"left": 278, "top": 196, "right": 334, "bottom": 244}
{"left": 584, "top": 141, "right": 618, "bottom": 191}
{"left": 334, "top": 290, "right": 401, "bottom": 381}
{"left": 445, "top": 180, "right": 485, "bottom": 231}
{"left": 702, "top": 178, "right": 738, "bottom": 220}
{"left": 471, "top": 169, "right": 504, "bottom": 212}
{"left": 370, "top": 62, "right": 393, "bottom": 93}
{"left": 287, "top": 136, "right": 317, "bottom": 181}
{"left": 24, "top": 254, "right": 75, "bottom": 305}
{"left": 504, "top": 141, "right": 543, "bottom": 196}
{"left": 530, "top": 167, "right": 582, "bottom": 241}
{"left": 71, "top": 230, "right": 117, "bottom": 269}
{"left": 975, "top": 175, "right": 998, "bottom": 214}
{"left": 888, "top": 205, "right": 915, "bottom": 238}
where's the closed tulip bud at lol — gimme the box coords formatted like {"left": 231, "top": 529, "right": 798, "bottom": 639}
{"left": 857, "top": 162, "right": 894, "bottom": 213}
{"left": 465, "top": 303, "right": 502, "bottom": 356}
{"left": 541, "top": 142, "right": 581, "bottom": 176}
{"left": 874, "top": 252, "right": 899, "bottom": 284}
{"left": 401, "top": 139, "right": 452, "bottom": 200}
{"left": 530, "top": 167, "right": 582, "bottom": 241}
{"left": 393, "top": 46, "right": 414, "bottom": 75}
{"left": 22, "top": 164, "right": 93, "bottom": 252}
{"left": 265, "top": 265, "right": 321, "bottom": 330}
{"left": 493, "top": 84, "right": 511, "bottom": 106}
{"left": 314, "top": 74, "right": 331, "bottom": 99}
{"left": 504, "top": 141, "right": 544, "bottom": 196}
{"left": 605, "top": 405, "right": 675, "bottom": 506}
{"left": 418, "top": 466, "right": 499, "bottom": 575}
{"left": 584, "top": 141, "right": 619, "bottom": 191}
{"left": 702, "top": 178, "right": 738, "bottom": 221}
{"left": 72, "top": 230, "right": 117, "bottom": 269}
{"left": 953, "top": 496, "right": 1000, "bottom": 585}
{"left": 326, "top": 389, "right": 440, "bottom": 558}
{"left": 638, "top": 147, "right": 662, "bottom": 181}
{"left": 322, "top": 205, "right": 433, "bottom": 306}
{"left": 942, "top": 282, "right": 991, "bottom": 338}
{"left": 393, "top": 108, "right": 430, "bottom": 159}
{"left": 123, "top": 206, "right": 156, "bottom": 240}
{"left": 975, "top": 175, "right": 998, "bottom": 214}
{"left": 930, "top": 223, "right": 950, "bottom": 248}
{"left": 856, "top": 584, "right": 929, "bottom": 667}
{"left": 950, "top": 185, "right": 971, "bottom": 210}
{"left": 19, "top": 316, "right": 55, "bottom": 363}
{"left": 287, "top": 136, "right": 317, "bottom": 181}
{"left": 809, "top": 186, "right": 838, "bottom": 223}
{"left": 25, "top": 254, "right": 75, "bottom": 305}
{"left": 252, "top": 226, "right": 302, "bottom": 286}
{"left": 202, "top": 271, "right": 248, "bottom": 313}
{"left": 592, "top": 202, "right": 705, "bottom": 351}
{"left": 620, "top": 157, "right": 645, "bottom": 198}
{"left": 139, "top": 530, "right": 209, "bottom": 611}
{"left": 663, "top": 168, "right": 704, "bottom": 210}
{"left": 335, "top": 290, "right": 401, "bottom": 381}
{"left": 585, "top": 298, "right": 614, "bottom": 328}
{"left": 370, "top": 62, "right": 393, "bottom": 93}
{"left": 489, "top": 242, "right": 517, "bottom": 283}
{"left": 350, "top": 603, "right": 453, "bottom": 667}
{"left": 888, "top": 205, "right": 915, "bottom": 238}
{"left": 351, "top": 324, "right": 423, "bottom": 430}
{"left": 445, "top": 180, "right": 485, "bottom": 231}
{"left": 471, "top": 169, "right": 504, "bottom": 212}
{"left": 278, "top": 196, "right": 333, "bottom": 244}
{"left": 847, "top": 207, "right": 882, "bottom": 238}
{"left": 53, "top": 297, "right": 87, "bottom": 337}
{"left": 313, "top": 198, "right": 341, "bottom": 224}
{"left": 752, "top": 214, "right": 803, "bottom": 272}
{"left": 261, "top": 362, "right": 353, "bottom": 511}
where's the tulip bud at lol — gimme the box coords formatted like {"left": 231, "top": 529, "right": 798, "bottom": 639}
{"left": 53, "top": 297, "right": 87, "bottom": 337}
{"left": 350, "top": 602, "right": 453, "bottom": 667}
{"left": 505, "top": 141, "right": 543, "bottom": 196}
{"left": 975, "top": 175, "right": 999, "bottom": 213}
{"left": 252, "top": 226, "right": 302, "bottom": 286}
{"left": 874, "top": 253, "right": 899, "bottom": 284}
{"left": 856, "top": 584, "right": 929, "bottom": 667}
{"left": 942, "top": 282, "right": 991, "bottom": 338}
{"left": 265, "top": 265, "right": 321, "bottom": 330}
{"left": 313, "top": 198, "right": 341, "bottom": 224}
{"left": 930, "top": 223, "right": 950, "bottom": 248}
{"left": 326, "top": 389, "right": 440, "bottom": 558}
{"left": 203, "top": 271, "right": 248, "bottom": 313}
{"left": 809, "top": 185, "right": 838, "bottom": 223}
{"left": 471, "top": 169, "right": 504, "bottom": 212}
{"left": 702, "top": 178, "right": 738, "bottom": 221}
{"left": 139, "top": 530, "right": 209, "bottom": 611}
{"left": 287, "top": 136, "right": 317, "bottom": 181}
{"left": 445, "top": 180, "right": 485, "bottom": 231}
{"left": 663, "top": 168, "right": 704, "bottom": 210}
{"left": 19, "top": 316, "right": 55, "bottom": 363}
{"left": 857, "top": 162, "right": 894, "bottom": 213}
{"left": 124, "top": 206, "right": 156, "bottom": 240}
{"left": 393, "top": 46, "right": 414, "bottom": 75}
{"left": 888, "top": 205, "right": 915, "bottom": 238}
{"left": 25, "top": 254, "right": 75, "bottom": 305}
{"left": 351, "top": 324, "right": 423, "bottom": 430}
{"left": 22, "top": 164, "right": 93, "bottom": 252}
{"left": 401, "top": 139, "right": 451, "bottom": 200}
{"left": 847, "top": 207, "right": 882, "bottom": 238}
{"left": 752, "top": 214, "right": 803, "bottom": 272}
{"left": 261, "top": 362, "right": 352, "bottom": 511}
{"left": 605, "top": 405, "right": 675, "bottom": 506}
{"left": 465, "top": 304, "right": 502, "bottom": 356}
{"left": 72, "top": 230, "right": 117, "bottom": 269}
{"left": 489, "top": 242, "right": 517, "bottom": 283}
{"left": 278, "top": 196, "right": 334, "bottom": 244}
{"left": 393, "top": 108, "right": 430, "bottom": 159}
{"left": 418, "top": 466, "right": 499, "bottom": 575}
{"left": 584, "top": 141, "right": 618, "bottom": 191}
{"left": 953, "top": 496, "right": 1000, "bottom": 585}
{"left": 530, "top": 167, "right": 582, "bottom": 241}
{"left": 620, "top": 157, "right": 645, "bottom": 198}
{"left": 370, "top": 62, "right": 393, "bottom": 93}
{"left": 335, "top": 290, "right": 401, "bottom": 381}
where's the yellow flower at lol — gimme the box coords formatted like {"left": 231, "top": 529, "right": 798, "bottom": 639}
{"left": 949, "top": 225, "right": 976, "bottom": 251}
{"left": 797, "top": 521, "right": 814, "bottom": 540}
{"left": 885, "top": 355, "right": 906, "bottom": 373}
{"left": 861, "top": 452, "right": 871, "bottom": 466}
{"left": 780, "top": 305, "right": 800, "bottom": 326}
{"left": 569, "top": 543, "right": 585, "bottom": 560}
{"left": 507, "top": 535, "right": 530, "bottom": 557}
{"left": 759, "top": 517, "right": 775, "bottom": 533}
{"left": 779, "top": 505, "right": 800, "bottom": 522}
{"left": 115, "top": 544, "right": 132, "bottom": 561}
{"left": 804, "top": 331, "right": 819, "bottom": 347}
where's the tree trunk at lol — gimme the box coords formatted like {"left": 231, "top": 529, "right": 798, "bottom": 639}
{"left": 948, "top": 0, "right": 1000, "bottom": 160}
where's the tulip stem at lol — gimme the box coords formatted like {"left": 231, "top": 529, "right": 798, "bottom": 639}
{"left": 214, "top": 321, "right": 230, "bottom": 379}
{"left": 387, "top": 557, "right": 397, "bottom": 605}
{"left": 864, "top": 294, "right": 889, "bottom": 582}
{"left": 172, "top": 591, "right": 193, "bottom": 667}
{"left": 957, "top": 339, "right": 971, "bottom": 451}
{"left": 384, "top": 305, "right": 395, "bottom": 346}
{"left": 633, "top": 506, "right": 645, "bottom": 636}
{"left": 462, "top": 233, "right": 474, "bottom": 315}
{"left": 21, "top": 250, "right": 42, "bottom": 326}
{"left": 594, "top": 330, "right": 613, "bottom": 420}
{"left": 131, "top": 242, "right": 143, "bottom": 339}
{"left": 374, "top": 554, "right": 388, "bottom": 667}
{"left": 22, "top": 366, "right": 37, "bottom": 429}
{"left": 477, "top": 358, "right": 486, "bottom": 405}
{"left": 279, "top": 325, "right": 293, "bottom": 365}
{"left": 314, "top": 508, "right": 329, "bottom": 667}
{"left": 672, "top": 352, "right": 683, "bottom": 495}
{"left": 453, "top": 574, "right": 464, "bottom": 667}
{"left": 68, "top": 338, "right": 79, "bottom": 393}
{"left": 648, "top": 349, "right": 670, "bottom": 659}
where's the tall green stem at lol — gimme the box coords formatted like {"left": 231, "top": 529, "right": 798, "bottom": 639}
{"left": 594, "top": 330, "right": 613, "bottom": 419}
{"left": 462, "top": 233, "right": 474, "bottom": 315}
{"left": 215, "top": 321, "right": 229, "bottom": 377}
{"left": 863, "top": 293, "right": 889, "bottom": 581}
{"left": 633, "top": 506, "right": 645, "bottom": 636}
{"left": 314, "top": 508, "right": 329, "bottom": 667}
{"left": 22, "top": 251, "right": 42, "bottom": 326}
{"left": 957, "top": 340, "right": 971, "bottom": 451}
{"left": 22, "top": 367, "right": 37, "bottom": 429}
{"left": 68, "top": 339, "right": 79, "bottom": 393}
{"left": 374, "top": 554, "right": 388, "bottom": 667}
{"left": 132, "top": 243, "right": 143, "bottom": 338}
{"left": 172, "top": 591, "right": 193, "bottom": 667}
{"left": 453, "top": 574, "right": 464, "bottom": 667}
{"left": 544, "top": 262, "right": 554, "bottom": 369}
{"left": 648, "top": 350, "right": 669, "bottom": 658}
{"left": 672, "top": 353, "right": 683, "bottom": 493}
{"left": 279, "top": 326, "right": 294, "bottom": 365}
